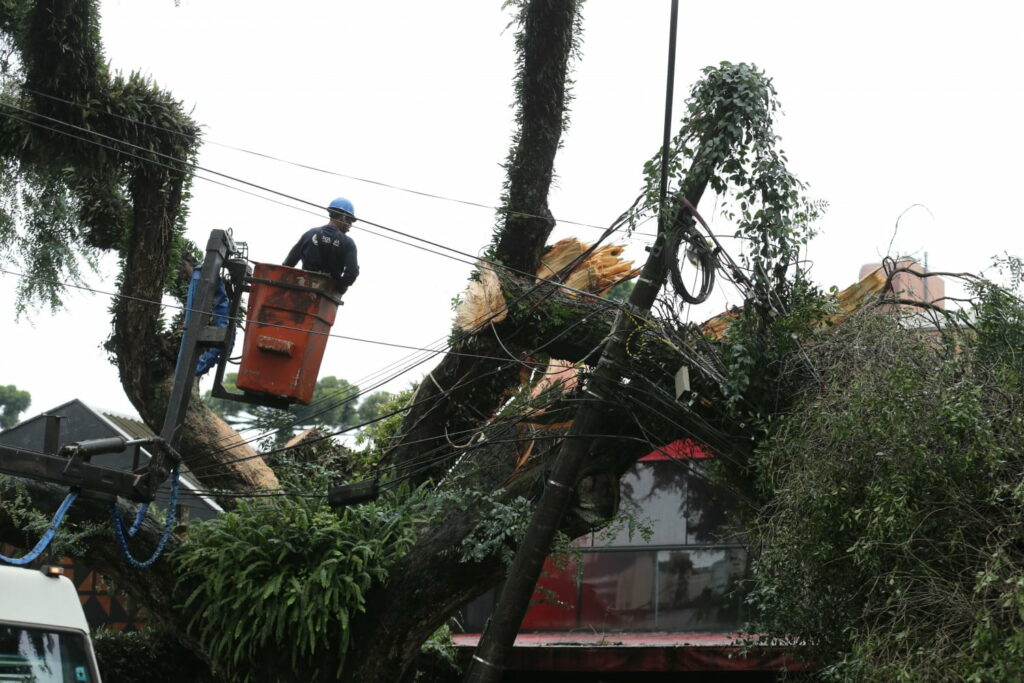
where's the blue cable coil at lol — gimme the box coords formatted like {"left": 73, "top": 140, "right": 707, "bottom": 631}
{"left": 128, "top": 503, "right": 148, "bottom": 537}
{"left": 109, "top": 465, "right": 181, "bottom": 570}
{"left": 0, "top": 492, "right": 79, "bottom": 566}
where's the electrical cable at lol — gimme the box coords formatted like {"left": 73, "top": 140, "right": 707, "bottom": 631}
{"left": 186, "top": 216, "right": 630, "bottom": 462}
{"left": 16, "top": 85, "right": 656, "bottom": 237}
{"left": 224, "top": 307, "right": 598, "bottom": 479}
{"left": 0, "top": 264, "right": 448, "bottom": 460}
{"left": 158, "top": 319, "right": 739, "bottom": 502}
{"left": 2, "top": 265, "right": 708, "bottom": 488}
{"left": 3, "top": 90, "right": 749, "bottom": 320}
{"left": 188, "top": 288, "right": 608, "bottom": 476}
{"left": 0, "top": 268, "right": 531, "bottom": 362}
{"left": 0, "top": 99, "right": 678, "bottom": 436}
{"left": 0, "top": 102, "right": 644, "bottom": 304}
{"left": 0, "top": 492, "right": 78, "bottom": 566}
{"left": 0, "top": 100, "right": 761, "bottom": 493}
{"left": 667, "top": 226, "right": 715, "bottom": 304}
{"left": 0, "top": 262, "right": 564, "bottom": 462}
{"left": 0, "top": 101, "right": 700, "bottom": 453}
{"left": 185, "top": 255, "right": 621, "bottom": 460}
{"left": 109, "top": 465, "right": 180, "bottom": 570}
{"left": 186, "top": 334, "right": 583, "bottom": 476}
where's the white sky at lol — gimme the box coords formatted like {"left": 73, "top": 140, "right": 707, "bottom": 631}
{"left": 1, "top": 1, "right": 1022, "bottom": 420}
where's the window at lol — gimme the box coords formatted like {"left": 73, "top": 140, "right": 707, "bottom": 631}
{"left": 0, "top": 623, "right": 98, "bottom": 682}
{"left": 458, "top": 448, "right": 749, "bottom": 633}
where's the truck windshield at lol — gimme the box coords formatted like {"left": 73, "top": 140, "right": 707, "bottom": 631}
{"left": 0, "top": 623, "right": 97, "bottom": 682}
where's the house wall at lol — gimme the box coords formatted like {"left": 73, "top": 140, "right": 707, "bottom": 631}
{"left": 859, "top": 260, "right": 946, "bottom": 311}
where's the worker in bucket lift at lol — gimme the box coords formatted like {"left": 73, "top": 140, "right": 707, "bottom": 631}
{"left": 284, "top": 196, "right": 360, "bottom": 296}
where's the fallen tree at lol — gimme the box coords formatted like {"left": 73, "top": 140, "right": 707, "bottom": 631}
{"left": 0, "top": 1, "right": 838, "bottom": 681}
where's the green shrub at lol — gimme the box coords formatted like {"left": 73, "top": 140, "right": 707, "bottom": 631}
{"left": 92, "top": 627, "right": 221, "bottom": 683}
{"left": 173, "top": 491, "right": 419, "bottom": 682}
{"left": 746, "top": 285, "right": 1024, "bottom": 681}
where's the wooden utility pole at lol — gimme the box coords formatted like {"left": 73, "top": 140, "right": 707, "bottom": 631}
{"left": 464, "top": 8, "right": 683, "bottom": 681}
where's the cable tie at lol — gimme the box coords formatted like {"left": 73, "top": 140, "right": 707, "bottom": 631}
{"left": 547, "top": 478, "right": 571, "bottom": 491}
{"left": 472, "top": 654, "right": 500, "bottom": 669}
{"left": 618, "top": 301, "right": 646, "bottom": 317}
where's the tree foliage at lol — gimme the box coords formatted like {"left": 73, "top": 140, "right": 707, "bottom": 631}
{"left": 0, "top": 0, "right": 200, "bottom": 314}
{"left": 92, "top": 627, "right": 220, "bottom": 683}
{"left": 173, "top": 489, "right": 423, "bottom": 682}
{"left": 0, "top": 383, "right": 30, "bottom": 428}
{"left": 742, "top": 268, "right": 1024, "bottom": 681}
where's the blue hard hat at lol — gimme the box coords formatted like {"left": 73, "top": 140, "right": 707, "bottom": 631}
{"left": 327, "top": 197, "right": 355, "bottom": 217}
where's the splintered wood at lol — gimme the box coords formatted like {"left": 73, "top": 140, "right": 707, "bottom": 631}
{"left": 454, "top": 238, "right": 640, "bottom": 332}
{"left": 535, "top": 238, "right": 640, "bottom": 294}
{"left": 454, "top": 265, "right": 509, "bottom": 331}
{"left": 699, "top": 266, "right": 892, "bottom": 340}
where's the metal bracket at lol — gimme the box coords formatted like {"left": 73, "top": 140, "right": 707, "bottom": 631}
{"left": 0, "top": 435, "right": 180, "bottom": 503}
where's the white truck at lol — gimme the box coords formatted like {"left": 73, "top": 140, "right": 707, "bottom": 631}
{"left": 0, "top": 564, "right": 102, "bottom": 682}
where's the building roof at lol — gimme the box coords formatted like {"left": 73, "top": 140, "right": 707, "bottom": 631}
{"left": 0, "top": 399, "right": 222, "bottom": 517}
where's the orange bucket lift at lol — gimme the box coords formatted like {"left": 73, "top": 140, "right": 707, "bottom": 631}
{"left": 234, "top": 264, "right": 342, "bottom": 405}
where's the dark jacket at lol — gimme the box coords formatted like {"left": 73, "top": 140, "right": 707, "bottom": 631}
{"left": 284, "top": 224, "right": 360, "bottom": 293}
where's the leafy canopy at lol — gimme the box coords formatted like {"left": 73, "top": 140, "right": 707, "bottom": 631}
{"left": 744, "top": 265, "right": 1024, "bottom": 681}
{"left": 0, "top": 383, "right": 30, "bottom": 428}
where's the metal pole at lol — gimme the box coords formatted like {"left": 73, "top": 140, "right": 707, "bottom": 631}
{"left": 465, "top": 10, "right": 681, "bottom": 680}
{"left": 159, "top": 230, "right": 233, "bottom": 449}
{"left": 659, "top": 0, "right": 680, "bottom": 225}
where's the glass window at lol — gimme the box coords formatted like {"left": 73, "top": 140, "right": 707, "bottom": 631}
{"left": 0, "top": 623, "right": 97, "bottom": 682}
{"left": 572, "top": 548, "right": 747, "bottom": 632}
{"left": 455, "top": 451, "right": 749, "bottom": 634}
{"left": 598, "top": 463, "right": 686, "bottom": 547}
{"left": 656, "top": 548, "right": 747, "bottom": 632}
{"left": 579, "top": 551, "right": 657, "bottom": 630}
{"left": 595, "top": 461, "right": 739, "bottom": 547}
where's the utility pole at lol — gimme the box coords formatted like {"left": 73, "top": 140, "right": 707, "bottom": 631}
{"left": 464, "top": 3, "right": 682, "bottom": 680}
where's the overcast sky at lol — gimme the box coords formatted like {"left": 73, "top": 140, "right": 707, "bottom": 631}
{"left": 2, "top": 1, "right": 1021, "bottom": 421}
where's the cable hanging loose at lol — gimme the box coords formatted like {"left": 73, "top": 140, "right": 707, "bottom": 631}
{"left": 0, "top": 492, "right": 78, "bottom": 566}
{"left": 109, "top": 465, "right": 182, "bottom": 570}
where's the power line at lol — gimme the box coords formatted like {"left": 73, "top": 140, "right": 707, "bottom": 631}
{"left": 0, "top": 103, "right": 650, "bottom": 458}
{"left": 0, "top": 98, "right": 743, "bottom": 489}
{"left": 0, "top": 102, "right": 486, "bottom": 268}
{"left": 182, "top": 214, "right": 628, "bottom": 457}
{"left": 186, "top": 300, "right": 612, "bottom": 474}
{"left": 0, "top": 102, "right": 647, "bottom": 310}
{"left": 0, "top": 268, "right": 527, "bottom": 362}
{"left": 0, "top": 264, "right": 561, "bottom": 464}
{"left": 186, "top": 249, "right": 620, "bottom": 472}
{"left": 17, "top": 85, "right": 658, "bottom": 237}
{"left": 176, "top": 225, "right": 623, "bottom": 464}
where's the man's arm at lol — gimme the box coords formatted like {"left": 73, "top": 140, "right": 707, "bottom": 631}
{"left": 283, "top": 234, "right": 306, "bottom": 267}
{"left": 337, "top": 238, "right": 359, "bottom": 290}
